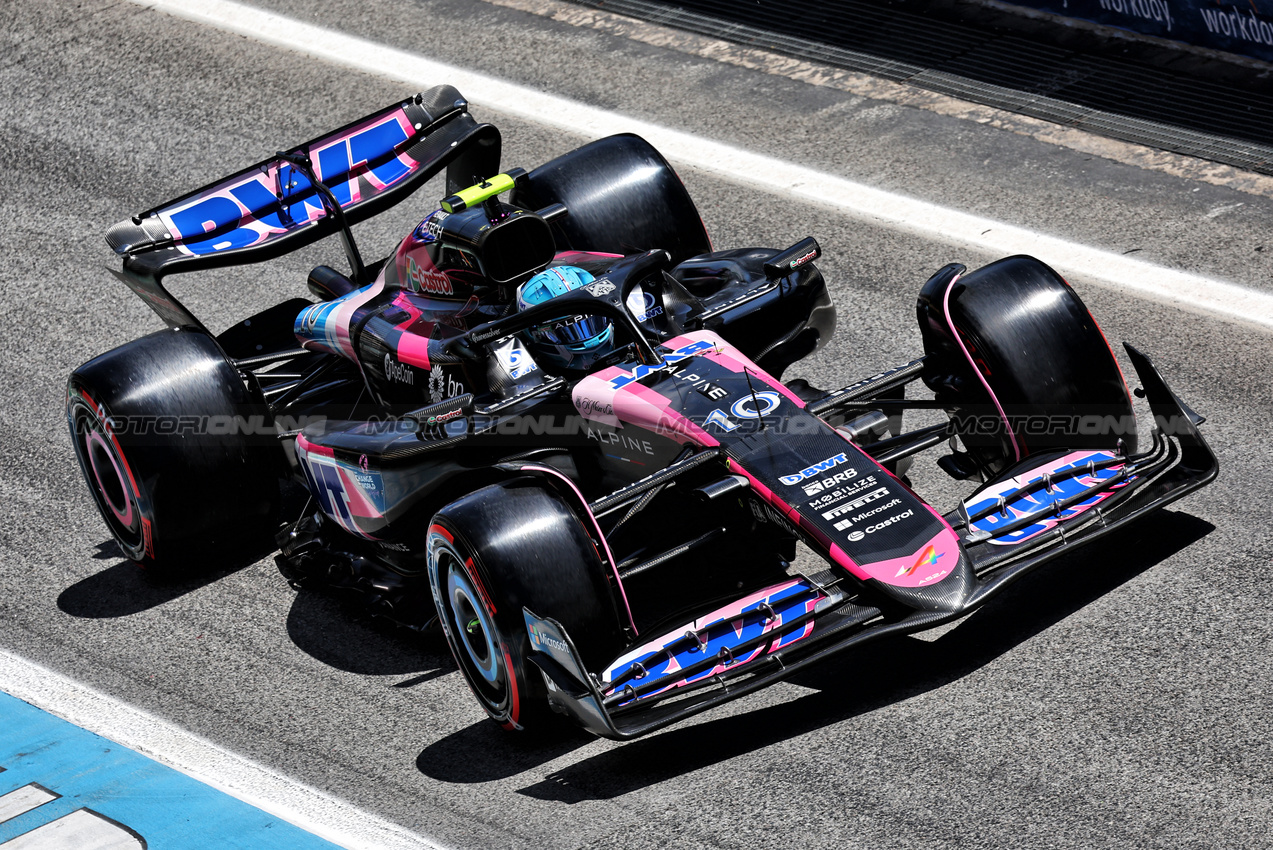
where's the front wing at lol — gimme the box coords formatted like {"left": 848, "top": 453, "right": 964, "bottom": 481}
{"left": 523, "top": 344, "right": 1218, "bottom": 739}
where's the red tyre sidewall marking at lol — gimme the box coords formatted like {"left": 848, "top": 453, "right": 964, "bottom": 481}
{"left": 500, "top": 644, "right": 521, "bottom": 731}
{"left": 76, "top": 388, "right": 154, "bottom": 559}
{"left": 456, "top": 556, "right": 518, "bottom": 726}
{"left": 86, "top": 429, "right": 134, "bottom": 528}
{"left": 432, "top": 522, "right": 519, "bottom": 727}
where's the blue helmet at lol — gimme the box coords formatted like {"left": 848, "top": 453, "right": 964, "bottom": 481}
{"left": 516, "top": 266, "right": 615, "bottom": 371}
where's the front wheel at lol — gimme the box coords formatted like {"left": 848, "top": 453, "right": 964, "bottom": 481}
{"left": 917, "top": 256, "right": 1136, "bottom": 478}
{"left": 427, "top": 479, "right": 624, "bottom": 731}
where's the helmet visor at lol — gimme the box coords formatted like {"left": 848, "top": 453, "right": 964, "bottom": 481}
{"left": 534, "top": 314, "right": 609, "bottom": 347}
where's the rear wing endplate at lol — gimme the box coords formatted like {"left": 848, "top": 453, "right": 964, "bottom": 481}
{"left": 106, "top": 85, "right": 500, "bottom": 330}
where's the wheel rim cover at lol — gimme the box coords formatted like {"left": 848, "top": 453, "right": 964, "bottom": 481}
{"left": 86, "top": 428, "right": 136, "bottom": 529}
{"left": 445, "top": 558, "right": 502, "bottom": 687}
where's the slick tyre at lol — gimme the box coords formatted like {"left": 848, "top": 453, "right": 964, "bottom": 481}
{"left": 513, "top": 134, "right": 711, "bottom": 266}
{"left": 427, "top": 480, "right": 623, "bottom": 731}
{"left": 67, "top": 328, "right": 281, "bottom": 572}
{"left": 917, "top": 256, "right": 1136, "bottom": 477}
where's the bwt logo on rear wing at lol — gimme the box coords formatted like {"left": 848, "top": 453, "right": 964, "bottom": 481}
{"left": 158, "top": 109, "right": 420, "bottom": 257}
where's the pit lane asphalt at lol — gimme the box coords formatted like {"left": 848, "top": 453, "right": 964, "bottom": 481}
{"left": 2, "top": 0, "right": 1271, "bottom": 847}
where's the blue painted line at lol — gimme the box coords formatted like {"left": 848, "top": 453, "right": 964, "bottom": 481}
{"left": 0, "top": 691, "right": 345, "bottom": 849}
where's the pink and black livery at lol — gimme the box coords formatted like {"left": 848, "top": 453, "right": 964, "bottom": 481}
{"left": 69, "top": 87, "right": 1216, "bottom": 740}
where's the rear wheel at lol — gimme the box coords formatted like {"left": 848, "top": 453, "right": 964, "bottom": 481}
{"left": 67, "top": 328, "right": 281, "bottom": 570}
{"left": 917, "top": 256, "right": 1136, "bottom": 478}
{"left": 427, "top": 479, "right": 624, "bottom": 731}
{"left": 512, "top": 134, "right": 712, "bottom": 266}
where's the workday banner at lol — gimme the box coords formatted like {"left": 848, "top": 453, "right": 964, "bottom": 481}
{"left": 1008, "top": 0, "right": 1273, "bottom": 64}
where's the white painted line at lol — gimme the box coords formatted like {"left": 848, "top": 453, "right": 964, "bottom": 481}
{"left": 0, "top": 650, "right": 447, "bottom": 850}
{"left": 0, "top": 784, "right": 59, "bottom": 823}
{"left": 128, "top": 0, "right": 1273, "bottom": 329}
{"left": 5, "top": 809, "right": 144, "bottom": 850}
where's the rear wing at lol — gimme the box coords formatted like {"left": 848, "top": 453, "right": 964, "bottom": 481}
{"left": 106, "top": 85, "right": 500, "bottom": 329}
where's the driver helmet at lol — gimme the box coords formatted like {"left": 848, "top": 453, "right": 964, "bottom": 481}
{"left": 516, "top": 266, "right": 615, "bottom": 371}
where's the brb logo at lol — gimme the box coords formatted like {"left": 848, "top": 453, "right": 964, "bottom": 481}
{"left": 801, "top": 467, "right": 859, "bottom": 497}
{"left": 160, "top": 109, "right": 420, "bottom": 256}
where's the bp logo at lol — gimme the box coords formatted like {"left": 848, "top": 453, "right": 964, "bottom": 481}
{"left": 428, "top": 368, "right": 447, "bottom": 403}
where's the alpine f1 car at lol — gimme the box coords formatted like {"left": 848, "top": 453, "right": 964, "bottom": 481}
{"left": 69, "top": 86, "right": 1217, "bottom": 739}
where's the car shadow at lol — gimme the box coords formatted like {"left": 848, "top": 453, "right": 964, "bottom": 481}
{"left": 283, "top": 588, "right": 455, "bottom": 678}
{"left": 59, "top": 484, "right": 311, "bottom": 619}
{"left": 416, "top": 716, "right": 599, "bottom": 784}
{"left": 416, "top": 509, "right": 1212, "bottom": 799}
{"left": 56, "top": 538, "right": 270, "bottom": 619}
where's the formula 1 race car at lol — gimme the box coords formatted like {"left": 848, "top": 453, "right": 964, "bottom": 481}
{"left": 68, "top": 86, "right": 1217, "bottom": 739}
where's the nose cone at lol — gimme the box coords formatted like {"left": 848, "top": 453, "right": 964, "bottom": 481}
{"left": 862, "top": 536, "right": 977, "bottom": 613}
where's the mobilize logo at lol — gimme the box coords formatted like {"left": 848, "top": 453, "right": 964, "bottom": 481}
{"left": 802, "top": 467, "right": 859, "bottom": 497}
{"left": 808, "top": 473, "right": 878, "bottom": 510}
{"left": 780, "top": 452, "right": 849, "bottom": 486}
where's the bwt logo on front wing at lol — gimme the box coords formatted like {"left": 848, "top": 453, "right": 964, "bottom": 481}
{"left": 780, "top": 452, "right": 849, "bottom": 486}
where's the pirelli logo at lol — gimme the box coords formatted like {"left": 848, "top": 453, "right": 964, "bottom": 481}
{"left": 822, "top": 487, "right": 891, "bottom": 521}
